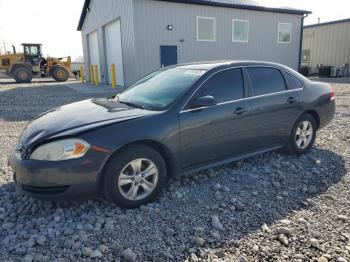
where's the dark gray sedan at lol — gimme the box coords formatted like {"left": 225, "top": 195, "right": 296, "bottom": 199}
{"left": 9, "top": 61, "right": 335, "bottom": 208}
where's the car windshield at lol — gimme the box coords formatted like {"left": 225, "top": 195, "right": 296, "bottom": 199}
{"left": 118, "top": 68, "right": 206, "bottom": 110}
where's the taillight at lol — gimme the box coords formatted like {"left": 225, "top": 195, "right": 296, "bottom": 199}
{"left": 329, "top": 84, "right": 335, "bottom": 101}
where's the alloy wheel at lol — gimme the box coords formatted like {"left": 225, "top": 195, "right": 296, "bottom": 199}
{"left": 118, "top": 158, "right": 159, "bottom": 201}
{"left": 295, "top": 120, "right": 313, "bottom": 149}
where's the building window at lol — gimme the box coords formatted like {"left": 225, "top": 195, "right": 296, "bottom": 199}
{"left": 197, "top": 16, "right": 216, "bottom": 42}
{"left": 278, "top": 23, "right": 292, "bottom": 43}
{"left": 301, "top": 49, "right": 310, "bottom": 64}
{"left": 232, "top": 19, "right": 249, "bottom": 42}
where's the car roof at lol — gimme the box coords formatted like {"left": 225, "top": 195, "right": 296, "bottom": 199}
{"left": 175, "top": 60, "right": 290, "bottom": 71}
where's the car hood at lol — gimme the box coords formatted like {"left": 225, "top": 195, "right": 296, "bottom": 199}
{"left": 20, "top": 98, "right": 158, "bottom": 146}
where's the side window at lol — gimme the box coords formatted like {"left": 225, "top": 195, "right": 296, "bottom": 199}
{"left": 193, "top": 69, "right": 244, "bottom": 104}
{"left": 247, "top": 67, "right": 286, "bottom": 96}
{"left": 284, "top": 72, "right": 303, "bottom": 89}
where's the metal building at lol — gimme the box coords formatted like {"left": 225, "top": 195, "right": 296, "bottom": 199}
{"left": 77, "top": 0, "right": 310, "bottom": 86}
{"left": 302, "top": 18, "right": 350, "bottom": 76}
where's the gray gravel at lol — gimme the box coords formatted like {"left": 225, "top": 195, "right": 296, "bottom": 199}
{"left": 0, "top": 79, "right": 349, "bottom": 261}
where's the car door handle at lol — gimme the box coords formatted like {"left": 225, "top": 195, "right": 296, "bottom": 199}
{"left": 233, "top": 107, "right": 249, "bottom": 115}
{"left": 287, "top": 97, "right": 299, "bottom": 103}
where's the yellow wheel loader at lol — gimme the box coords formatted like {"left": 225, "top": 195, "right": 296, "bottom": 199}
{"left": 0, "top": 43, "right": 72, "bottom": 83}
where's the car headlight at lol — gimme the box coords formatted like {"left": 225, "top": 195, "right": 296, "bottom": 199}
{"left": 30, "top": 139, "right": 90, "bottom": 161}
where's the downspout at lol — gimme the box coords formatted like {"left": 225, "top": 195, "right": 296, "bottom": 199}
{"left": 298, "top": 13, "right": 308, "bottom": 72}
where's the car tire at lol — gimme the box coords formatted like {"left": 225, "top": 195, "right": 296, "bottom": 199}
{"left": 285, "top": 113, "right": 317, "bottom": 154}
{"left": 52, "top": 66, "right": 69, "bottom": 82}
{"left": 13, "top": 67, "right": 33, "bottom": 83}
{"left": 103, "top": 145, "right": 167, "bottom": 208}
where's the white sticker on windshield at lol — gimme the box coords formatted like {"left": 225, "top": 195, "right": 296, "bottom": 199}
{"left": 184, "top": 70, "right": 205, "bottom": 76}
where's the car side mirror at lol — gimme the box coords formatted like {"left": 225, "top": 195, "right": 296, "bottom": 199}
{"left": 190, "top": 95, "right": 217, "bottom": 109}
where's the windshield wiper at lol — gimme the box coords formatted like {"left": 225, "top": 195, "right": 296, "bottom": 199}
{"left": 112, "top": 95, "right": 145, "bottom": 109}
{"left": 118, "top": 100, "right": 145, "bottom": 109}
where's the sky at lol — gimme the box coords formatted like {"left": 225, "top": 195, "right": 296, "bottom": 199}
{"left": 262, "top": 0, "right": 350, "bottom": 24}
{"left": 0, "top": 0, "right": 349, "bottom": 61}
{"left": 0, "top": 0, "right": 85, "bottom": 61}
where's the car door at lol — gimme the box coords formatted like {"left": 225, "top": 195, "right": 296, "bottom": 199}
{"left": 179, "top": 68, "right": 253, "bottom": 168}
{"left": 245, "top": 67, "right": 302, "bottom": 149}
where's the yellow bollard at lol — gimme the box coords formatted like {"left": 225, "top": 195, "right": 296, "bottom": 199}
{"left": 89, "top": 65, "right": 94, "bottom": 84}
{"left": 80, "top": 66, "right": 84, "bottom": 83}
{"left": 94, "top": 65, "right": 99, "bottom": 86}
{"left": 111, "top": 64, "right": 117, "bottom": 89}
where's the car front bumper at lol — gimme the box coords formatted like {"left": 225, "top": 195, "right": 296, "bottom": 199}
{"left": 9, "top": 149, "right": 105, "bottom": 201}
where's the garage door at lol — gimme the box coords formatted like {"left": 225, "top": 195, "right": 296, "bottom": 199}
{"left": 104, "top": 19, "right": 124, "bottom": 86}
{"left": 88, "top": 31, "right": 100, "bottom": 80}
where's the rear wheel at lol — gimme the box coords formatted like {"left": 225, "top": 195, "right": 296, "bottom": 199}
{"left": 13, "top": 67, "right": 33, "bottom": 83}
{"left": 285, "top": 113, "right": 317, "bottom": 154}
{"left": 103, "top": 145, "right": 167, "bottom": 208}
{"left": 51, "top": 66, "right": 69, "bottom": 82}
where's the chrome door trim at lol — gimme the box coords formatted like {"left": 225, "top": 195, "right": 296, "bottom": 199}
{"left": 181, "top": 88, "right": 303, "bottom": 114}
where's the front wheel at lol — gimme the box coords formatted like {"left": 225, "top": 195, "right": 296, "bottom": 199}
{"left": 103, "top": 145, "right": 167, "bottom": 208}
{"left": 51, "top": 66, "right": 69, "bottom": 82}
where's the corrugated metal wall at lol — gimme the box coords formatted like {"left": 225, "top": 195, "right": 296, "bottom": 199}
{"left": 303, "top": 21, "right": 350, "bottom": 69}
{"left": 80, "top": 0, "right": 136, "bottom": 85}
{"left": 80, "top": 0, "right": 302, "bottom": 86}
{"left": 132, "top": 0, "right": 302, "bottom": 82}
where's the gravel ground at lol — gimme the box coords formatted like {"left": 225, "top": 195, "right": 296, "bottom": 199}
{"left": 0, "top": 79, "right": 349, "bottom": 262}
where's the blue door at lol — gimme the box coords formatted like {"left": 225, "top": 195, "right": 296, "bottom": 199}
{"left": 160, "top": 45, "right": 177, "bottom": 67}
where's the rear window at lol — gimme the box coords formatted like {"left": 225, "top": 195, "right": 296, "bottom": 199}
{"left": 285, "top": 72, "right": 303, "bottom": 89}
{"left": 247, "top": 67, "right": 286, "bottom": 96}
